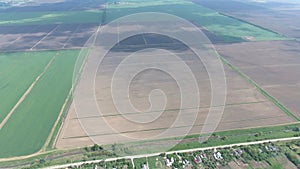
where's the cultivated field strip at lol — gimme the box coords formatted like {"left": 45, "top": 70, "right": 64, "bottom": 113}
{"left": 0, "top": 50, "right": 79, "bottom": 158}
{"left": 0, "top": 54, "right": 56, "bottom": 129}
{"left": 0, "top": 52, "right": 54, "bottom": 122}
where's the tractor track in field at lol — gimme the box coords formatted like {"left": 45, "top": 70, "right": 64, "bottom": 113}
{"left": 0, "top": 54, "right": 57, "bottom": 130}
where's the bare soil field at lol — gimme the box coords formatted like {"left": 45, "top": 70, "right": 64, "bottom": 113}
{"left": 56, "top": 34, "right": 295, "bottom": 149}
{"left": 0, "top": 23, "right": 97, "bottom": 52}
{"left": 216, "top": 40, "right": 300, "bottom": 118}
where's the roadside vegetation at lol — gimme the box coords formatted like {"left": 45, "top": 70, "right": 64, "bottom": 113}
{"left": 1, "top": 124, "right": 300, "bottom": 168}
{"left": 16, "top": 139, "right": 300, "bottom": 169}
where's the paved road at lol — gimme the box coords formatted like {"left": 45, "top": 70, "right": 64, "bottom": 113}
{"left": 45, "top": 136, "right": 300, "bottom": 169}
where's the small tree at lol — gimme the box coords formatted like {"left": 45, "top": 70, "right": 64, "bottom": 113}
{"left": 92, "top": 144, "right": 100, "bottom": 151}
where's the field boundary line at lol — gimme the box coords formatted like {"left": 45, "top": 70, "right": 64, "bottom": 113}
{"left": 30, "top": 24, "right": 60, "bottom": 50}
{"left": 0, "top": 54, "right": 56, "bottom": 130}
{"left": 213, "top": 51, "right": 300, "bottom": 121}
{"left": 74, "top": 100, "right": 269, "bottom": 119}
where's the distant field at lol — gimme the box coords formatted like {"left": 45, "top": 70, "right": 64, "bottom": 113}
{"left": 0, "top": 50, "right": 79, "bottom": 158}
{"left": 106, "top": 0, "right": 287, "bottom": 42}
{"left": 0, "top": 10, "right": 102, "bottom": 26}
{"left": 192, "top": 0, "right": 300, "bottom": 39}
